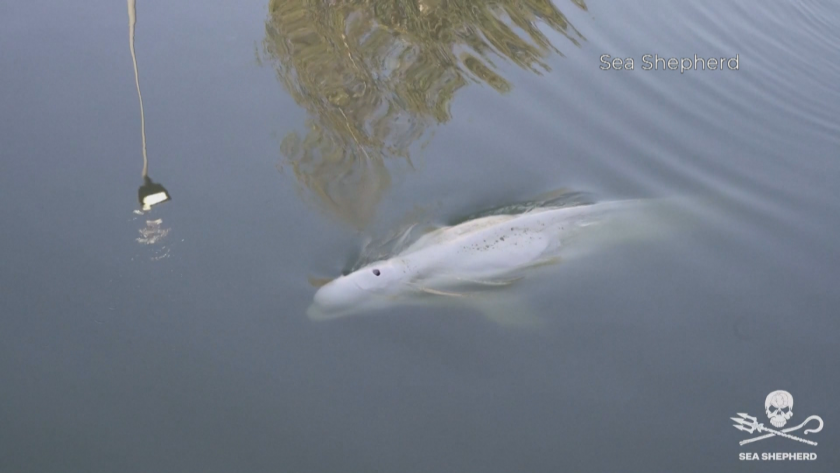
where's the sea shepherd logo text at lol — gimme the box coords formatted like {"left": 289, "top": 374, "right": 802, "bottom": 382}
{"left": 733, "top": 390, "right": 823, "bottom": 462}
{"left": 740, "top": 452, "right": 816, "bottom": 461}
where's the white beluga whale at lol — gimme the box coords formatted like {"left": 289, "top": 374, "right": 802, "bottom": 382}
{"left": 307, "top": 194, "right": 667, "bottom": 323}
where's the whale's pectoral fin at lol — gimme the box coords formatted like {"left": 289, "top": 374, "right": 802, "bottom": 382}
{"left": 407, "top": 282, "right": 470, "bottom": 298}
{"left": 529, "top": 256, "right": 562, "bottom": 269}
{"left": 463, "top": 294, "right": 544, "bottom": 329}
{"left": 444, "top": 275, "right": 523, "bottom": 287}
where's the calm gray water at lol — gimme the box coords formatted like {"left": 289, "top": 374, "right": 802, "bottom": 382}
{"left": 1, "top": 1, "right": 839, "bottom": 472}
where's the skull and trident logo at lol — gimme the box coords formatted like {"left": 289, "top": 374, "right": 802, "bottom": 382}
{"left": 732, "top": 390, "right": 824, "bottom": 446}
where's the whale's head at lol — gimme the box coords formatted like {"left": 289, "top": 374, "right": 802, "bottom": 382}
{"left": 307, "top": 258, "right": 409, "bottom": 320}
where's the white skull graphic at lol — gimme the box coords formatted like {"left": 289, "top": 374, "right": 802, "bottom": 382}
{"left": 765, "top": 390, "right": 794, "bottom": 428}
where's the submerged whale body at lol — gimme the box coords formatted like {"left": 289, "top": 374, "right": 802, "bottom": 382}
{"left": 307, "top": 198, "right": 658, "bottom": 321}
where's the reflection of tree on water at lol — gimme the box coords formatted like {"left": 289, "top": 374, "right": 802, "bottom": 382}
{"left": 264, "top": 0, "right": 586, "bottom": 228}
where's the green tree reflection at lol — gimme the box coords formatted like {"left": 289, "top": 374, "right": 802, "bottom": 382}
{"left": 264, "top": 0, "right": 586, "bottom": 228}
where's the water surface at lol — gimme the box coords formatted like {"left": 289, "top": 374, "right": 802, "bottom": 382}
{"left": 1, "top": 1, "right": 839, "bottom": 472}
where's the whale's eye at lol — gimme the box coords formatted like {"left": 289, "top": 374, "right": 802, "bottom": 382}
{"left": 372, "top": 269, "right": 381, "bottom": 276}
